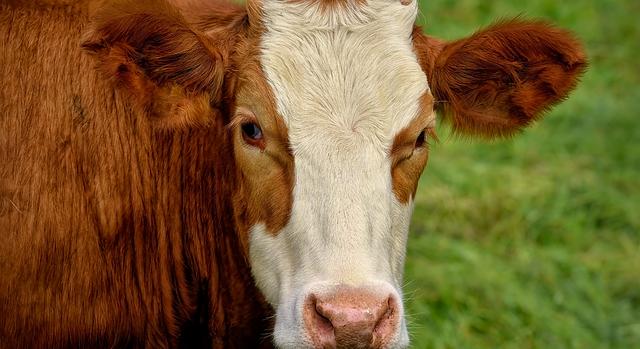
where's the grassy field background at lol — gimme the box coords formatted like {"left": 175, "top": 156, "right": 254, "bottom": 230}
{"left": 405, "top": 1, "right": 639, "bottom": 348}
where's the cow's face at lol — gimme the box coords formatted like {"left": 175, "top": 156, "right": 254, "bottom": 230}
{"left": 233, "top": 1, "right": 431, "bottom": 347}
{"left": 84, "top": 0, "right": 585, "bottom": 347}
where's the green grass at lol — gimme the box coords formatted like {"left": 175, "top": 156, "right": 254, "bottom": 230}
{"left": 405, "top": 1, "right": 640, "bottom": 348}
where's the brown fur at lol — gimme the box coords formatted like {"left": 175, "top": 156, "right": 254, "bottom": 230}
{"left": 0, "top": 0, "right": 273, "bottom": 347}
{"left": 413, "top": 20, "right": 587, "bottom": 138}
{"left": 81, "top": 0, "right": 233, "bottom": 128}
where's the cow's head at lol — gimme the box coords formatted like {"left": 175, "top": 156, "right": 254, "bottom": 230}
{"left": 84, "top": 0, "right": 585, "bottom": 347}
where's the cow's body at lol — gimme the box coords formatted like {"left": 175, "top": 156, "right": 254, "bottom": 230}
{"left": 0, "top": 2, "right": 271, "bottom": 347}
{"left": 0, "top": 0, "right": 585, "bottom": 348}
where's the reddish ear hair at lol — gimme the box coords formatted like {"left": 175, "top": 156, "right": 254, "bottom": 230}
{"left": 414, "top": 19, "right": 587, "bottom": 138}
{"left": 82, "top": 0, "right": 241, "bottom": 128}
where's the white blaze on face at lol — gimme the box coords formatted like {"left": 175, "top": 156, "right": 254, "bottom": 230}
{"left": 250, "top": 0, "right": 430, "bottom": 347}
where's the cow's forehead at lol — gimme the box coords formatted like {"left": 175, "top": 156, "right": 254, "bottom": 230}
{"left": 259, "top": 0, "right": 430, "bottom": 153}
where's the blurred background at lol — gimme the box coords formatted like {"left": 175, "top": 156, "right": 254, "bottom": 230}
{"left": 406, "top": 0, "right": 639, "bottom": 348}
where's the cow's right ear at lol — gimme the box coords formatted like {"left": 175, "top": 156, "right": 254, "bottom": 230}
{"left": 82, "top": 0, "right": 239, "bottom": 129}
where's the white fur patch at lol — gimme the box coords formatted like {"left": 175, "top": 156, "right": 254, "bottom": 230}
{"left": 251, "top": 0, "right": 429, "bottom": 347}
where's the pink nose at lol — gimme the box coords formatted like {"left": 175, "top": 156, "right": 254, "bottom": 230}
{"left": 303, "top": 289, "right": 398, "bottom": 349}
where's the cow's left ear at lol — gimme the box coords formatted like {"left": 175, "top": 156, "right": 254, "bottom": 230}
{"left": 82, "top": 0, "right": 241, "bottom": 129}
{"left": 413, "top": 19, "right": 587, "bottom": 138}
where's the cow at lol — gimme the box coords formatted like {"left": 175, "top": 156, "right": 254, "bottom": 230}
{"left": 0, "top": 0, "right": 586, "bottom": 348}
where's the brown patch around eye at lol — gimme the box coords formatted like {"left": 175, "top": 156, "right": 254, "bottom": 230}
{"left": 231, "top": 53, "right": 294, "bottom": 239}
{"left": 390, "top": 93, "right": 435, "bottom": 203}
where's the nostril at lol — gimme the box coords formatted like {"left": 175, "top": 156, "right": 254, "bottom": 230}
{"left": 372, "top": 297, "right": 398, "bottom": 347}
{"left": 313, "top": 301, "right": 335, "bottom": 338}
{"left": 374, "top": 298, "right": 391, "bottom": 328}
{"left": 304, "top": 295, "right": 336, "bottom": 348}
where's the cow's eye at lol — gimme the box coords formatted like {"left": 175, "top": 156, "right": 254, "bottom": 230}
{"left": 415, "top": 127, "right": 437, "bottom": 150}
{"left": 415, "top": 129, "right": 427, "bottom": 148}
{"left": 241, "top": 122, "right": 264, "bottom": 148}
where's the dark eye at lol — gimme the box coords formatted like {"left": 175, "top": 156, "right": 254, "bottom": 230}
{"left": 241, "top": 122, "right": 265, "bottom": 148}
{"left": 415, "top": 129, "right": 427, "bottom": 148}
